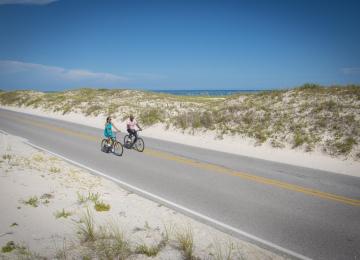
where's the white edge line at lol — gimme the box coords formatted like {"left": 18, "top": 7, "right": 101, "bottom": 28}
{"left": 0, "top": 128, "right": 310, "bottom": 259}
{"left": 15, "top": 140, "right": 311, "bottom": 260}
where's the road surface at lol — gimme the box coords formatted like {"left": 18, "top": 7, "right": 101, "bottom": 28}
{"left": 0, "top": 108, "right": 359, "bottom": 260}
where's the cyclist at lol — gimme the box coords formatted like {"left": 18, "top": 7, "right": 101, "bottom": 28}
{"left": 104, "top": 116, "right": 120, "bottom": 150}
{"left": 126, "top": 114, "right": 142, "bottom": 147}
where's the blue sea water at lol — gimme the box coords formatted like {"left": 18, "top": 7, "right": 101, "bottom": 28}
{"left": 151, "top": 89, "right": 262, "bottom": 96}
{"left": 44, "top": 89, "right": 264, "bottom": 96}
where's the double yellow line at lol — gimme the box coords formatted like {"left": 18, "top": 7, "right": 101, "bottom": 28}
{"left": 2, "top": 111, "right": 360, "bottom": 207}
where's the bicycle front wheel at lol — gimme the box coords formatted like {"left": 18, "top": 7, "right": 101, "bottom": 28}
{"left": 113, "top": 142, "right": 123, "bottom": 156}
{"left": 101, "top": 139, "right": 108, "bottom": 152}
{"left": 123, "top": 135, "right": 131, "bottom": 148}
{"left": 135, "top": 138, "right": 144, "bottom": 152}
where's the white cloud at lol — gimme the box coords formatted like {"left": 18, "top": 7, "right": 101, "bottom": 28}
{"left": 341, "top": 67, "right": 360, "bottom": 75}
{"left": 0, "top": 60, "right": 129, "bottom": 82}
{"left": 0, "top": 0, "right": 57, "bottom": 5}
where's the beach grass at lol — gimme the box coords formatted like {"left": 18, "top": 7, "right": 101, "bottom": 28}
{"left": 1, "top": 84, "right": 359, "bottom": 158}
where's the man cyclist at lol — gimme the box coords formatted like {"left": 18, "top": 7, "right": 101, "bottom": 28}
{"left": 104, "top": 116, "right": 120, "bottom": 150}
{"left": 126, "top": 114, "right": 142, "bottom": 147}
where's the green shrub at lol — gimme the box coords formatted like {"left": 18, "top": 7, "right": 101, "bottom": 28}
{"left": 85, "top": 105, "right": 102, "bottom": 116}
{"left": 94, "top": 201, "right": 110, "bottom": 212}
{"left": 139, "top": 108, "right": 163, "bottom": 126}
{"left": 174, "top": 113, "right": 188, "bottom": 129}
{"left": 293, "top": 131, "right": 307, "bottom": 148}
{"left": 334, "top": 137, "right": 357, "bottom": 155}
{"left": 1, "top": 241, "right": 15, "bottom": 253}
{"left": 23, "top": 196, "right": 39, "bottom": 207}
{"left": 298, "top": 83, "right": 322, "bottom": 90}
{"left": 135, "top": 243, "right": 162, "bottom": 257}
{"left": 200, "top": 111, "right": 214, "bottom": 128}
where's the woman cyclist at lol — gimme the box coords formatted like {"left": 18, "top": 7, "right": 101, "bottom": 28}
{"left": 104, "top": 116, "right": 120, "bottom": 150}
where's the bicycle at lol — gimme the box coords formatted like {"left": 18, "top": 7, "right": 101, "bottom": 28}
{"left": 101, "top": 132, "right": 123, "bottom": 156}
{"left": 123, "top": 130, "right": 145, "bottom": 152}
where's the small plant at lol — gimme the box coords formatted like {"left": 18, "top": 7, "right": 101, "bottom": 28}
{"left": 212, "top": 239, "right": 236, "bottom": 260}
{"left": 334, "top": 137, "right": 357, "bottom": 155}
{"left": 10, "top": 222, "right": 18, "bottom": 227}
{"left": 139, "top": 108, "right": 164, "bottom": 126}
{"left": 77, "top": 192, "right": 87, "bottom": 204}
{"left": 89, "top": 192, "right": 100, "bottom": 203}
{"left": 32, "top": 153, "right": 44, "bottom": 162}
{"left": 77, "top": 192, "right": 101, "bottom": 204}
{"left": 163, "top": 223, "right": 174, "bottom": 243}
{"left": 23, "top": 196, "right": 39, "bottom": 207}
{"left": 49, "top": 167, "right": 61, "bottom": 173}
{"left": 85, "top": 105, "right": 102, "bottom": 116}
{"left": 2, "top": 154, "right": 12, "bottom": 162}
{"left": 78, "top": 208, "right": 96, "bottom": 242}
{"left": 1, "top": 241, "right": 15, "bottom": 253}
{"left": 135, "top": 243, "right": 161, "bottom": 257}
{"left": 93, "top": 222, "right": 131, "bottom": 259}
{"left": 293, "top": 130, "right": 308, "bottom": 148}
{"left": 176, "top": 225, "right": 195, "bottom": 260}
{"left": 94, "top": 201, "right": 111, "bottom": 212}
{"left": 54, "top": 208, "right": 72, "bottom": 219}
{"left": 40, "top": 193, "right": 54, "bottom": 200}
{"left": 109, "top": 222, "right": 132, "bottom": 258}
{"left": 10, "top": 243, "right": 44, "bottom": 259}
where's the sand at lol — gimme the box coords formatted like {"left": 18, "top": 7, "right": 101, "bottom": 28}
{"left": 1, "top": 105, "right": 359, "bottom": 177}
{"left": 0, "top": 131, "right": 283, "bottom": 259}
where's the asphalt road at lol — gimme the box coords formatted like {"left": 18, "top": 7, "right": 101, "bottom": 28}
{"left": 0, "top": 108, "right": 359, "bottom": 260}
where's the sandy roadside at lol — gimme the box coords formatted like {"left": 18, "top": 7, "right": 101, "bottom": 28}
{"left": 0, "top": 132, "right": 283, "bottom": 259}
{"left": 1, "top": 105, "right": 359, "bottom": 177}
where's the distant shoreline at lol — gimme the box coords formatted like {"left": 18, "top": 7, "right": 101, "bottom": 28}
{"left": 41, "top": 89, "right": 266, "bottom": 96}
{"left": 150, "top": 89, "right": 265, "bottom": 96}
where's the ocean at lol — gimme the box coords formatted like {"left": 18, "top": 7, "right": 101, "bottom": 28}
{"left": 150, "top": 89, "right": 262, "bottom": 96}
{"left": 44, "top": 89, "right": 265, "bottom": 96}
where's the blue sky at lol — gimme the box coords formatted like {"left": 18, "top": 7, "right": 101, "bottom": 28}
{"left": 0, "top": 0, "right": 360, "bottom": 91}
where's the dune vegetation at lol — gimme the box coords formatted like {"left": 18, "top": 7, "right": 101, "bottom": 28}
{"left": 1, "top": 84, "right": 359, "bottom": 159}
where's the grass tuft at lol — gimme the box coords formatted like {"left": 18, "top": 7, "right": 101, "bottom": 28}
{"left": 23, "top": 196, "right": 39, "bottom": 207}
{"left": 1, "top": 241, "right": 15, "bottom": 253}
{"left": 54, "top": 208, "right": 72, "bottom": 219}
{"left": 135, "top": 243, "right": 162, "bottom": 257}
{"left": 77, "top": 208, "right": 96, "bottom": 242}
{"left": 176, "top": 225, "right": 196, "bottom": 260}
{"left": 212, "top": 239, "right": 236, "bottom": 260}
{"left": 94, "top": 201, "right": 111, "bottom": 212}
{"left": 49, "top": 167, "right": 61, "bottom": 173}
{"left": 139, "top": 108, "right": 164, "bottom": 126}
{"left": 2, "top": 154, "right": 12, "bottom": 162}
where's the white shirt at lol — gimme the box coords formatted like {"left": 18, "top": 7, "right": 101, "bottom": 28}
{"left": 127, "top": 119, "right": 137, "bottom": 130}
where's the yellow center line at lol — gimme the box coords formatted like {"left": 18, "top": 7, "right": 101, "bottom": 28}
{"left": 2, "top": 111, "right": 360, "bottom": 207}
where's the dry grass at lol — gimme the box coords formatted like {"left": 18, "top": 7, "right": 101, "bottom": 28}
{"left": 54, "top": 208, "right": 72, "bottom": 219}
{"left": 77, "top": 208, "right": 96, "bottom": 242}
{"left": 175, "top": 225, "right": 197, "bottom": 260}
{"left": 1, "top": 84, "right": 359, "bottom": 158}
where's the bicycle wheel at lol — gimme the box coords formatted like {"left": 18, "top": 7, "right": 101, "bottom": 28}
{"left": 123, "top": 135, "right": 131, "bottom": 148}
{"left": 101, "top": 139, "right": 108, "bottom": 152}
{"left": 113, "top": 142, "right": 123, "bottom": 156}
{"left": 135, "top": 138, "right": 144, "bottom": 152}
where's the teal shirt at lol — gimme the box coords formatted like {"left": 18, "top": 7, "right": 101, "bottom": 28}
{"left": 104, "top": 123, "right": 114, "bottom": 138}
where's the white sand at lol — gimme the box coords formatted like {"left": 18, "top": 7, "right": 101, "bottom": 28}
{"left": 0, "top": 132, "right": 282, "bottom": 259}
{"left": 1, "top": 105, "right": 359, "bottom": 177}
